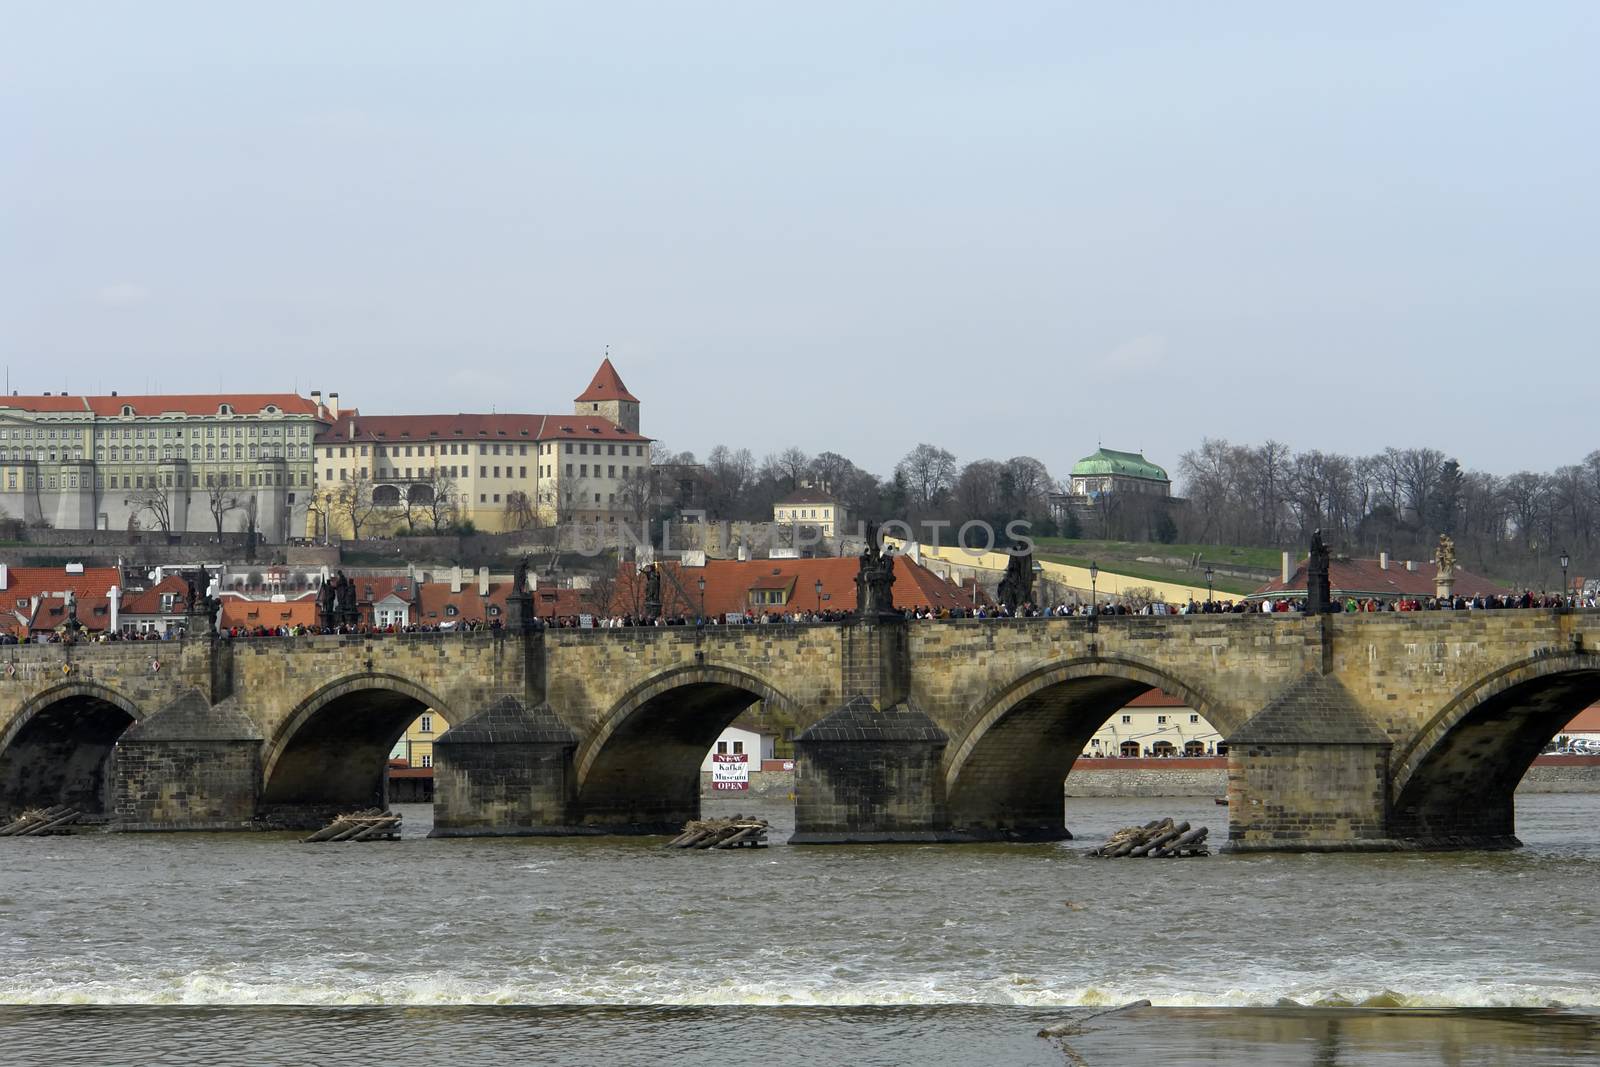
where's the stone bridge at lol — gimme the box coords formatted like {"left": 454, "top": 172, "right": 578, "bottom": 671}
{"left": 0, "top": 605, "right": 1595, "bottom": 851}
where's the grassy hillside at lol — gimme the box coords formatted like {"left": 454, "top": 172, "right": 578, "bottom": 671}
{"left": 1033, "top": 538, "right": 1274, "bottom": 596}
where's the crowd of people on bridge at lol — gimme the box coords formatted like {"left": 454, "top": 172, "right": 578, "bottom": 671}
{"left": 9, "top": 588, "right": 1592, "bottom": 643}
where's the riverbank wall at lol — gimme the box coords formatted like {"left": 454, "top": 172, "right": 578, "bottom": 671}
{"left": 1062, "top": 755, "right": 1600, "bottom": 798}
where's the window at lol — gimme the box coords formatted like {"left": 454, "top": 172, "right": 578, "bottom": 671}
{"left": 716, "top": 741, "right": 728, "bottom": 755}
{"left": 732, "top": 740, "right": 744, "bottom": 755}
{"left": 445, "top": 605, "right": 458, "bottom": 616}
{"left": 519, "top": 466, "right": 527, "bottom": 478}
{"left": 1190, "top": 714, "right": 1199, "bottom": 724}
{"left": 1157, "top": 715, "right": 1168, "bottom": 724}
{"left": 479, "top": 466, "right": 487, "bottom": 478}
{"left": 421, "top": 754, "right": 432, "bottom": 768}
{"left": 420, "top": 715, "right": 433, "bottom": 733}
{"left": 1120, "top": 714, "right": 1131, "bottom": 724}
{"left": 580, "top": 464, "right": 588, "bottom": 477}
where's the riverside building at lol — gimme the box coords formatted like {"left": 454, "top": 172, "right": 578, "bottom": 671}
{"left": 0, "top": 392, "right": 331, "bottom": 542}
{"left": 310, "top": 359, "right": 651, "bottom": 539}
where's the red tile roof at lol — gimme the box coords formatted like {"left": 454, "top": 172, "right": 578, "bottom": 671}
{"left": 1563, "top": 705, "right": 1600, "bottom": 733}
{"left": 1126, "top": 689, "right": 1190, "bottom": 708}
{"left": 0, "top": 565, "right": 121, "bottom": 601}
{"left": 599, "top": 555, "right": 970, "bottom": 618}
{"left": 1252, "top": 557, "right": 1513, "bottom": 600}
{"left": 0, "top": 394, "right": 319, "bottom": 417}
{"left": 315, "top": 413, "right": 649, "bottom": 445}
{"left": 219, "top": 598, "right": 320, "bottom": 629}
{"left": 574, "top": 358, "right": 639, "bottom": 404}
{"left": 24, "top": 593, "right": 114, "bottom": 633}
{"left": 119, "top": 576, "right": 190, "bottom": 616}
{"left": 775, "top": 488, "right": 844, "bottom": 507}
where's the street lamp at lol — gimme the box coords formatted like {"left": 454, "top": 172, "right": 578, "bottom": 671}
{"left": 1560, "top": 549, "right": 1570, "bottom": 607}
{"left": 1204, "top": 566, "right": 1214, "bottom": 604}
{"left": 1089, "top": 561, "right": 1099, "bottom": 631}
{"left": 697, "top": 575, "right": 707, "bottom": 625}
{"left": 814, "top": 578, "right": 823, "bottom": 614}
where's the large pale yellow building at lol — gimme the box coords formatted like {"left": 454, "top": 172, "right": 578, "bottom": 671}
{"left": 772, "top": 487, "right": 850, "bottom": 538}
{"left": 310, "top": 360, "right": 651, "bottom": 538}
{"left": 390, "top": 710, "right": 450, "bottom": 769}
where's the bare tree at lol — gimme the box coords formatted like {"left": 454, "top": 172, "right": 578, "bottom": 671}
{"left": 422, "top": 470, "right": 460, "bottom": 532}
{"left": 503, "top": 489, "right": 538, "bottom": 531}
{"left": 896, "top": 443, "right": 957, "bottom": 515}
{"left": 126, "top": 488, "right": 172, "bottom": 532}
{"left": 207, "top": 479, "right": 241, "bottom": 536}
{"left": 329, "top": 473, "right": 376, "bottom": 540}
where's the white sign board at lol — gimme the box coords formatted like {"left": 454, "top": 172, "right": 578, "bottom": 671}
{"left": 711, "top": 753, "right": 750, "bottom": 791}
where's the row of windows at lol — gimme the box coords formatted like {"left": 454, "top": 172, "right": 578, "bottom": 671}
{"left": 4, "top": 470, "right": 309, "bottom": 491}
{"left": 0, "top": 444, "right": 312, "bottom": 463}
{"left": 323, "top": 441, "right": 646, "bottom": 459}
{"left": 0, "top": 423, "right": 310, "bottom": 441}
{"left": 1117, "top": 713, "right": 1203, "bottom": 725}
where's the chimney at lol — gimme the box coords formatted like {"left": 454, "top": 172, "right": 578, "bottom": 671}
{"left": 1405, "top": 560, "right": 1416, "bottom": 572}
{"left": 737, "top": 541, "right": 748, "bottom": 562}
{"left": 108, "top": 584, "right": 120, "bottom": 632}
{"left": 1379, "top": 552, "right": 1389, "bottom": 571}
{"left": 477, "top": 566, "right": 489, "bottom": 596}
{"left": 311, "top": 390, "right": 321, "bottom": 402}
{"left": 327, "top": 391, "right": 340, "bottom": 417}
{"left": 111, "top": 390, "right": 118, "bottom": 397}
{"left": 450, "top": 565, "right": 463, "bottom": 594}
{"left": 1281, "top": 551, "right": 1292, "bottom": 583}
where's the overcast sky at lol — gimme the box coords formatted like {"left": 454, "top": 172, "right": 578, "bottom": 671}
{"left": 4, "top": 3, "right": 1596, "bottom": 480}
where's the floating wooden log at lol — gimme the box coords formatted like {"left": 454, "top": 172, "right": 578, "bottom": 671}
{"left": 666, "top": 817, "right": 769, "bottom": 850}
{"left": 302, "top": 810, "right": 402, "bottom": 843}
{"left": 1089, "top": 819, "right": 1209, "bottom": 858}
{"left": 0, "top": 806, "right": 82, "bottom": 837}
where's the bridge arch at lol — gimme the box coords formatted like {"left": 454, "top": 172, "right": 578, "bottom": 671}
{"left": 574, "top": 663, "right": 799, "bottom": 833}
{"left": 1390, "top": 651, "right": 1600, "bottom": 846}
{"left": 944, "top": 655, "right": 1230, "bottom": 839}
{"left": 0, "top": 682, "right": 144, "bottom": 817}
{"left": 260, "top": 673, "right": 456, "bottom": 825}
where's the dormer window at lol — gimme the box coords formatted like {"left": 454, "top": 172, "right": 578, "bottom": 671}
{"left": 218, "top": 404, "right": 233, "bottom": 416}
{"left": 445, "top": 605, "right": 459, "bottom": 616}
{"left": 121, "top": 405, "right": 134, "bottom": 416}
{"left": 264, "top": 405, "right": 278, "bottom": 414}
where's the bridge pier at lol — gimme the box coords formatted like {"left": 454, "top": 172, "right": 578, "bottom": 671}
{"left": 430, "top": 695, "right": 582, "bottom": 837}
{"left": 110, "top": 689, "right": 262, "bottom": 831}
{"left": 1221, "top": 675, "right": 1403, "bottom": 852}
{"left": 791, "top": 617, "right": 957, "bottom": 843}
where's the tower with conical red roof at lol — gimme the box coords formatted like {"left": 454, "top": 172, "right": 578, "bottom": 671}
{"left": 574, "top": 356, "right": 640, "bottom": 433}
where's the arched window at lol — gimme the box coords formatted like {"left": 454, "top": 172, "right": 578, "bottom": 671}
{"left": 1119, "top": 741, "right": 1140, "bottom": 758}
{"left": 372, "top": 484, "right": 401, "bottom": 507}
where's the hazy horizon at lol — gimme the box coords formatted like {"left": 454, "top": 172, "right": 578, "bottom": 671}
{"left": 4, "top": 3, "right": 1596, "bottom": 480}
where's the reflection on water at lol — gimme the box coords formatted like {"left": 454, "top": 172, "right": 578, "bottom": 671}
{"left": 0, "top": 1005, "right": 1595, "bottom": 1067}
{"left": 1, "top": 794, "right": 1599, "bottom": 1064}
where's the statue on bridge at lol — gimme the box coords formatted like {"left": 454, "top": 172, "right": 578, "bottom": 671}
{"left": 997, "top": 541, "right": 1035, "bottom": 613}
{"left": 335, "top": 571, "right": 359, "bottom": 627}
{"left": 512, "top": 555, "right": 532, "bottom": 596}
{"left": 642, "top": 562, "right": 663, "bottom": 622}
{"left": 855, "top": 521, "right": 898, "bottom": 620}
{"left": 183, "top": 569, "right": 220, "bottom": 632}
{"left": 1306, "top": 528, "right": 1334, "bottom": 614}
{"left": 318, "top": 574, "right": 339, "bottom": 630}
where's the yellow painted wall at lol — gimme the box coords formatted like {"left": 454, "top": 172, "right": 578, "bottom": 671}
{"left": 891, "top": 539, "right": 1218, "bottom": 605}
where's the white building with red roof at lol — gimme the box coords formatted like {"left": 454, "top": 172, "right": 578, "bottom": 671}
{"left": 0, "top": 390, "right": 335, "bottom": 541}
{"left": 311, "top": 358, "right": 652, "bottom": 537}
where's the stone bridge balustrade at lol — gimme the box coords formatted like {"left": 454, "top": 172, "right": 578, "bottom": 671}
{"left": 0, "top": 609, "right": 1593, "bottom": 849}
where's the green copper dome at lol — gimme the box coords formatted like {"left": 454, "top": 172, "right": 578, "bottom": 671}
{"left": 1070, "top": 448, "right": 1169, "bottom": 482}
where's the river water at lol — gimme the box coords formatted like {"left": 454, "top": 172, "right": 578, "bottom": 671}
{"left": 3, "top": 794, "right": 1598, "bottom": 1065}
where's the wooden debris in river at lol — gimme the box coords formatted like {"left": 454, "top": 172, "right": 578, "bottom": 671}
{"left": 302, "top": 809, "right": 402, "bottom": 843}
{"left": 0, "top": 806, "right": 82, "bottom": 837}
{"left": 666, "top": 816, "right": 769, "bottom": 850}
{"left": 1088, "top": 818, "right": 1209, "bottom": 858}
